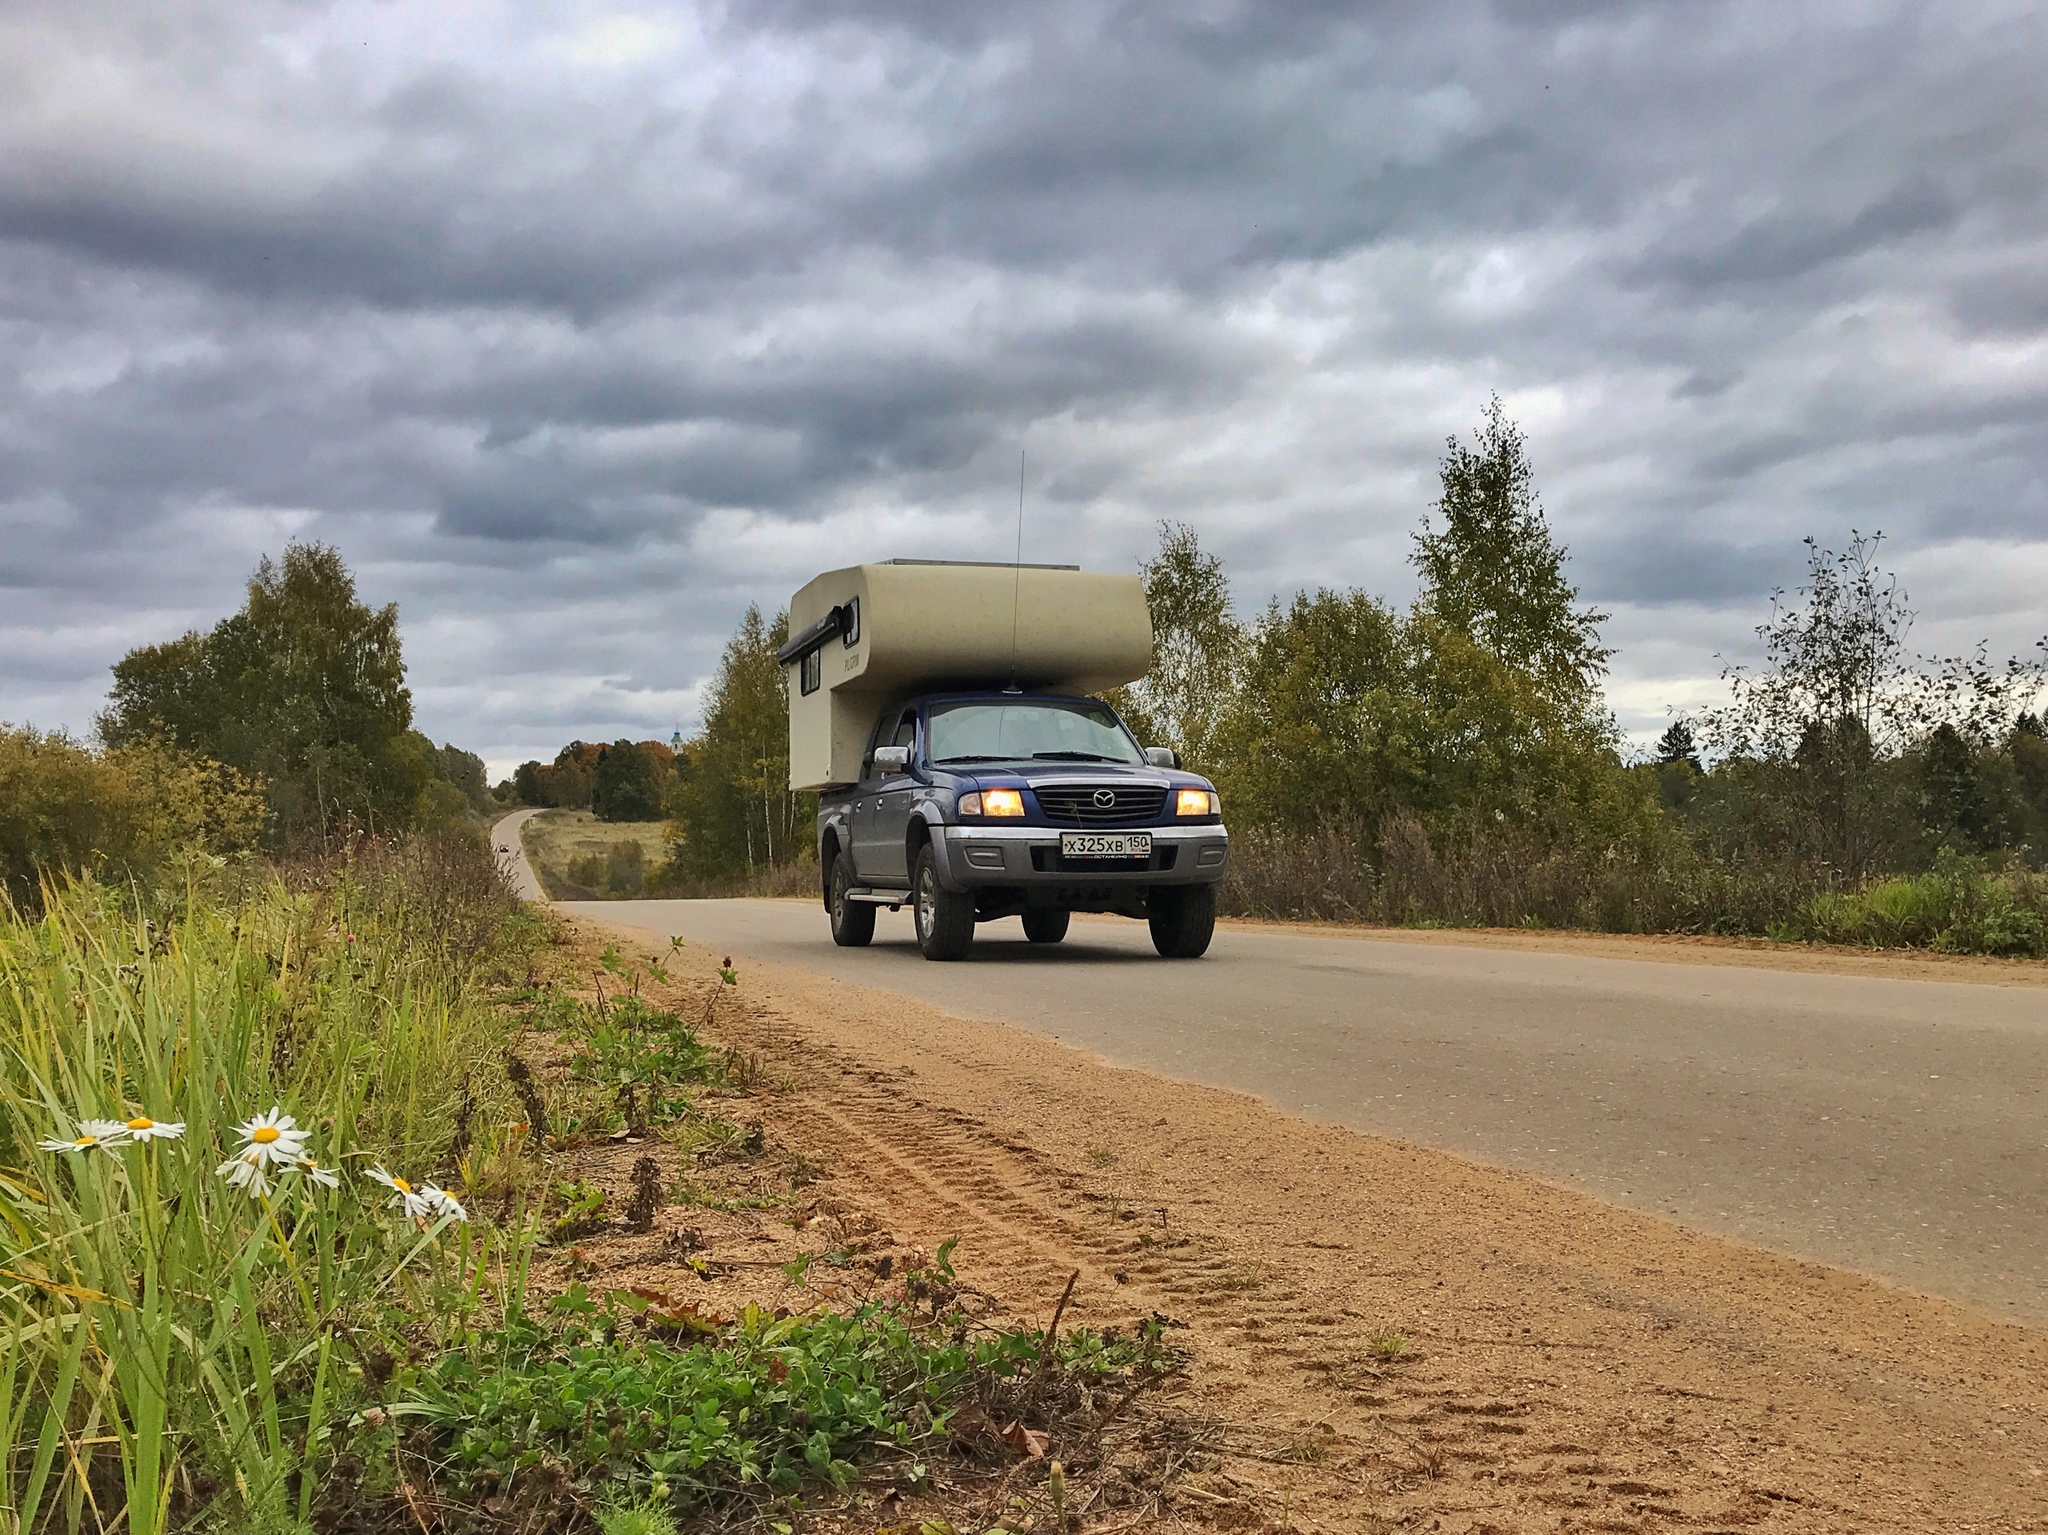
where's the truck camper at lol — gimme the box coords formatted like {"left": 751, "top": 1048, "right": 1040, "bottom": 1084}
{"left": 779, "top": 560, "right": 1230, "bottom": 961}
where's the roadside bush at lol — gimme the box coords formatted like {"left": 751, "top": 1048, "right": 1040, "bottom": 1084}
{"left": 646, "top": 852, "right": 816, "bottom": 900}
{"left": 1221, "top": 812, "right": 1827, "bottom": 937}
{"left": 0, "top": 725, "right": 265, "bottom": 910}
{"left": 1782, "top": 851, "right": 2048, "bottom": 955}
{"left": 570, "top": 839, "right": 649, "bottom": 897}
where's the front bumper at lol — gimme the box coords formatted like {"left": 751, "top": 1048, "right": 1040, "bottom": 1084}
{"left": 930, "top": 822, "right": 1229, "bottom": 893}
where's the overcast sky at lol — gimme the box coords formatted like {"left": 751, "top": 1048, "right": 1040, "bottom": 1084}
{"left": 3, "top": 1, "right": 2043, "bottom": 777}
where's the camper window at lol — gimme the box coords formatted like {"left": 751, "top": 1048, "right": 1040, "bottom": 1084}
{"left": 799, "top": 649, "right": 822, "bottom": 695}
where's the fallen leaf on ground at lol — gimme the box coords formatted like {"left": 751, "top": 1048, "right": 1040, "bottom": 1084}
{"left": 995, "top": 1421, "right": 1051, "bottom": 1458}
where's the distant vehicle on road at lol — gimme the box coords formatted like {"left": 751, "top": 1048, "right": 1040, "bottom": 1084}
{"left": 780, "top": 562, "right": 1228, "bottom": 960}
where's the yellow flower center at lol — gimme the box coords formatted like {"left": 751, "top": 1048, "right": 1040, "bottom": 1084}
{"left": 127, "top": 1118, "right": 153, "bottom": 1131}
{"left": 252, "top": 1126, "right": 280, "bottom": 1144}
{"left": 74, "top": 1135, "right": 97, "bottom": 1147}
{"left": 392, "top": 1176, "right": 412, "bottom": 1194}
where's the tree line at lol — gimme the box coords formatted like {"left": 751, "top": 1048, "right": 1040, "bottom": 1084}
{"left": 1109, "top": 403, "right": 2048, "bottom": 947}
{"left": 4, "top": 544, "right": 496, "bottom": 907}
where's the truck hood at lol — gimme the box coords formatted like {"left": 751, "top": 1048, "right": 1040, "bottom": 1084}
{"left": 960, "top": 765, "right": 1216, "bottom": 794}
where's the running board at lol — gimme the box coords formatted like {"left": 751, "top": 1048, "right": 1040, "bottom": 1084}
{"left": 845, "top": 887, "right": 908, "bottom": 909}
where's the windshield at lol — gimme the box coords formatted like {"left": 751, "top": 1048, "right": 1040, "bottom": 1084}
{"left": 927, "top": 699, "right": 1143, "bottom": 765}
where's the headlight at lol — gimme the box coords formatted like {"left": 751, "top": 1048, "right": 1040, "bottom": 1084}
{"left": 1175, "top": 788, "right": 1217, "bottom": 817}
{"left": 962, "top": 788, "right": 1026, "bottom": 818}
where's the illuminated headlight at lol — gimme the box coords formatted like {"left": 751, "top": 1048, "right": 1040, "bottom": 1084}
{"left": 1175, "top": 788, "right": 1217, "bottom": 817}
{"left": 961, "top": 788, "right": 1026, "bottom": 818}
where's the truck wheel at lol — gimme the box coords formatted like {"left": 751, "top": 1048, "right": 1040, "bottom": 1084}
{"left": 912, "top": 846, "right": 974, "bottom": 960}
{"left": 828, "top": 856, "right": 875, "bottom": 947}
{"left": 1148, "top": 884, "right": 1216, "bottom": 958}
{"left": 1022, "top": 909, "right": 1070, "bottom": 944}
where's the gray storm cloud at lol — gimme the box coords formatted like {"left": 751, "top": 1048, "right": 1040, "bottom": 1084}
{"left": 1, "top": 0, "right": 2042, "bottom": 772}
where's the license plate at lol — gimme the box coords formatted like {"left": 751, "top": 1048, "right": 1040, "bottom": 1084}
{"left": 1060, "top": 832, "right": 1151, "bottom": 859}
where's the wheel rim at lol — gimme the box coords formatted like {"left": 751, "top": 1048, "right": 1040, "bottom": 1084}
{"left": 916, "top": 865, "right": 935, "bottom": 938}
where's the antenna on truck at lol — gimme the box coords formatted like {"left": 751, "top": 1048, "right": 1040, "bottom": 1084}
{"left": 1006, "top": 447, "right": 1025, "bottom": 692}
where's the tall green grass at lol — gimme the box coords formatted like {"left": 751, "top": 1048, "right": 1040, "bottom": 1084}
{"left": 1779, "top": 852, "right": 2048, "bottom": 955}
{"left": 0, "top": 840, "right": 537, "bottom": 1535}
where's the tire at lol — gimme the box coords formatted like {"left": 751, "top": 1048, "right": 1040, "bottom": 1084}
{"left": 1022, "top": 909, "right": 1070, "bottom": 944}
{"left": 912, "top": 845, "right": 975, "bottom": 960}
{"left": 828, "top": 855, "right": 875, "bottom": 947}
{"left": 1148, "top": 883, "right": 1216, "bottom": 958}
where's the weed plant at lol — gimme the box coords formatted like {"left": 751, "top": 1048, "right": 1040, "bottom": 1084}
{"left": 400, "top": 1281, "right": 1172, "bottom": 1513}
{"left": 0, "top": 840, "right": 537, "bottom": 1535}
{"left": 518, "top": 986, "right": 738, "bottom": 1148}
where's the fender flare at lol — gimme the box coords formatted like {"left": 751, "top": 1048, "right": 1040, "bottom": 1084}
{"left": 907, "top": 805, "right": 967, "bottom": 892}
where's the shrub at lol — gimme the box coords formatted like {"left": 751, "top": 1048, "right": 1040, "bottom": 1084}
{"left": 1220, "top": 812, "right": 1822, "bottom": 937}
{"left": 0, "top": 727, "right": 265, "bottom": 910}
{"left": 1785, "top": 851, "right": 2048, "bottom": 956}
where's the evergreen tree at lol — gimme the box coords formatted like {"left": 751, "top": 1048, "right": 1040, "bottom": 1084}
{"left": 1918, "top": 723, "right": 1991, "bottom": 851}
{"left": 1413, "top": 397, "right": 1611, "bottom": 709}
{"left": 1655, "top": 720, "right": 1701, "bottom": 769}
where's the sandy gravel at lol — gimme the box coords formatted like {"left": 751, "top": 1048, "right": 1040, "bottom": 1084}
{"left": 574, "top": 914, "right": 2048, "bottom": 1534}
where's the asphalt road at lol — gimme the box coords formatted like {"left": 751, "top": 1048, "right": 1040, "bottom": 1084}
{"left": 558, "top": 891, "right": 2048, "bottom": 1323}
{"left": 491, "top": 808, "right": 548, "bottom": 901}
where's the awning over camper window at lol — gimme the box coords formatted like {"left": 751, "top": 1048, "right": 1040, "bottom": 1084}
{"left": 775, "top": 598, "right": 858, "bottom": 666}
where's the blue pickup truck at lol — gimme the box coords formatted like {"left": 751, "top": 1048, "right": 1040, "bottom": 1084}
{"left": 815, "top": 690, "right": 1229, "bottom": 960}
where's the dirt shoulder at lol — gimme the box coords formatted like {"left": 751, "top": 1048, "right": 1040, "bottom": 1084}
{"left": 575, "top": 913, "right": 2048, "bottom": 1534}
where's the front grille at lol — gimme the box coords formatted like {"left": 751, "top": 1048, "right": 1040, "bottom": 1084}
{"left": 1031, "top": 783, "right": 1168, "bottom": 826}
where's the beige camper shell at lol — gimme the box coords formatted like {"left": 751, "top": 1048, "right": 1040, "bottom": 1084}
{"left": 781, "top": 561, "right": 1152, "bottom": 792}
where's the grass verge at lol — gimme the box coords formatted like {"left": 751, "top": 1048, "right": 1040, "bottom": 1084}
{"left": 0, "top": 835, "right": 541, "bottom": 1535}
{"left": 2, "top": 862, "right": 1191, "bottom": 1535}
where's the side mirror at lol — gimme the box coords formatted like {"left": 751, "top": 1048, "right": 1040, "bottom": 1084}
{"left": 1144, "top": 746, "right": 1181, "bottom": 769}
{"left": 872, "top": 745, "right": 911, "bottom": 775}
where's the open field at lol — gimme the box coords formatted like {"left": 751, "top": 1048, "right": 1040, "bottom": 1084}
{"left": 578, "top": 911, "right": 2048, "bottom": 1532}
{"left": 517, "top": 808, "right": 669, "bottom": 898}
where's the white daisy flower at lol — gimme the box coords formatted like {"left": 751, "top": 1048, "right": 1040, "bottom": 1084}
{"left": 122, "top": 1116, "right": 186, "bottom": 1142}
{"left": 366, "top": 1166, "right": 436, "bottom": 1222}
{"left": 38, "top": 1119, "right": 132, "bottom": 1154}
{"left": 215, "top": 1149, "right": 275, "bottom": 1200}
{"left": 420, "top": 1183, "right": 468, "bottom": 1223}
{"left": 298, "top": 1156, "right": 342, "bottom": 1190}
{"left": 231, "top": 1108, "right": 310, "bottom": 1168}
